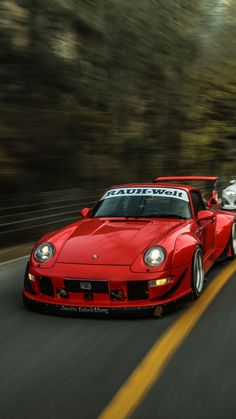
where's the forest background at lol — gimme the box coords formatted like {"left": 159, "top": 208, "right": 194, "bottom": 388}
{"left": 0, "top": 0, "right": 235, "bottom": 199}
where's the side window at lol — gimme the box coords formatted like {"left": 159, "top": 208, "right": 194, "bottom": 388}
{"left": 190, "top": 191, "right": 206, "bottom": 217}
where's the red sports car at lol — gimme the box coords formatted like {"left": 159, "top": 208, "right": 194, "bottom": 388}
{"left": 23, "top": 176, "right": 236, "bottom": 317}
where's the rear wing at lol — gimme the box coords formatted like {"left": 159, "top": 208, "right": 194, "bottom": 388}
{"left": 153, "top": 176, "right": 218, "bottom": 183}
{"left": 153, "top": 176, "right": 219, "bottom": 207}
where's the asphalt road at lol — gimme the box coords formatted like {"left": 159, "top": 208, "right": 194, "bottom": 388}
{"left": 0, "top": 258, "right": 235, "bottom": 419}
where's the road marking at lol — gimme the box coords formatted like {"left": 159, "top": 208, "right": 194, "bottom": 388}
{"left": 0, "top": 255, "right": 29, "bottom": 267}
{"left": 99, "top": 260, "right": 236, "bottom": 419}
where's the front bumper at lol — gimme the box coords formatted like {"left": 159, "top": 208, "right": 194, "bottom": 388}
{"left": 23, "top": 293, "right": 191, "bottom": 318}
{"left": 23, "top": 261, "right": 192, "bottom": 317}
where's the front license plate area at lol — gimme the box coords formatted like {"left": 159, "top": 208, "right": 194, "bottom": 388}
{"left": 64, "top": 279, "right": 109, "bottom": 294}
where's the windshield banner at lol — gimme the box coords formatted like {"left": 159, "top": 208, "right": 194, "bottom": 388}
{"left": 102, "top": 188, "right": 189, "bottom": 202}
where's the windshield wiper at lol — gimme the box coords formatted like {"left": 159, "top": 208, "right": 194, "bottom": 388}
{"left": 143, "top": 214, "right": 188, "bottom": 219}
{"left": 112, "top": 218, "right": 150, "bottom": 222}
{"left": 92, "top": 214, "right": 188, "bottom": 220}
{"left": 92, "top": 215, "right": 150, "bottom": 221}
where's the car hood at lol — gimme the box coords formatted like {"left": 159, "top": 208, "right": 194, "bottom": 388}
{"left": 56, "top": 218, "right": 184, "bottom": 265}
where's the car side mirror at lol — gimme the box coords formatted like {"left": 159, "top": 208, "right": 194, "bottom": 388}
{"left": 80, "top": 208, "right": 91, "bottom": 219}
{"left": 197, "top": 210, "right": 215, "bottom": 221}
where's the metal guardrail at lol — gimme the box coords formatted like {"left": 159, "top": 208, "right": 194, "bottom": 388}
{"left": 0, "top": 188, "right": 102, "bottom": 249}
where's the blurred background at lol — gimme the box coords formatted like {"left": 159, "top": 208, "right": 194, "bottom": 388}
{"left": 0, "top": 0, "right": 235, "bottom": 251}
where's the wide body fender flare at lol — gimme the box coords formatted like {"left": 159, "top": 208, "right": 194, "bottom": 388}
{"left": 215, "top": 212, "right": 235, "bottom": 259}
{"left": 172, "top": 233, "right": 200, "bottom": 268}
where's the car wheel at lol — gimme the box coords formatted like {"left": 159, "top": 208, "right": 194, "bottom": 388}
{"left": 191, "top": 247, "right": 205, "bottom": 298}
{"left": 231, "top": 222, "right": 236, "bottom": 258}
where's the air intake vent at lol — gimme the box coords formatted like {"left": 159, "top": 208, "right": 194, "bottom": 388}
{"left": 127, "top": 281, "right": 149, "bottom": 300}
{"left": 39, "top": 277, "right": 54, "bottom": 297}
{"left": 24, "top": 274, "right": 35, "bottom": 295}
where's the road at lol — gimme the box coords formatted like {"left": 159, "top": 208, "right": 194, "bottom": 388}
{"left": 0, "top": 257, "right": 235, "bottom": 419}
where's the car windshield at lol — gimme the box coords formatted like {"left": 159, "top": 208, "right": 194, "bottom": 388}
{"left": 91, "top": 187, "right": 192, "bottom": 219}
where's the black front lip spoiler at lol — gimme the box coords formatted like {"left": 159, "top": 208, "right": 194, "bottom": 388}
{"left": 23, "top": 294, "right": 192, "bottom": 318}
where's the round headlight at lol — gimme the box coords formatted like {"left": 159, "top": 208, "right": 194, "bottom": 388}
{"left": 144, "top": 246, "right": 166, "bottom": 267}
{"left": 34, "top": 243, "right": 55, "bottom": 263}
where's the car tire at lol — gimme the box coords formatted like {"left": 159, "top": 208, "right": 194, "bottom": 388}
{"left": 231, "top": 222, "right": 236, "bottom": 259}
{"left": 191, "top": 246, "right": 205, "bottom": 299}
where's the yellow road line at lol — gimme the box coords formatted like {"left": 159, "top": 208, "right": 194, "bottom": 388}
{"left": 99, "top": 260, "right": 236, "bottom": 419}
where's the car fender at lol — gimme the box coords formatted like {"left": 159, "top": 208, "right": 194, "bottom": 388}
{"left": 214, "top": 212, "right": 235, "bottom": 259}
{"left": 30, "top": 221, "right": 82, "bottom": 269}
{"left": 172, "top": 233, "right": 200, "bottom": 268}
{"left": 130, "top": 229, "right": 180, "bottom": 273}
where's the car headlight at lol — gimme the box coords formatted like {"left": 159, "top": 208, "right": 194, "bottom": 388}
{"left": 34, "top": 243, "right": 55, "bottom": 262}
{"left": 144, "top": 246, "right": 166, "bottom": 267}
{"left": 225, "top": 190, "right": 236, "bottom": 196}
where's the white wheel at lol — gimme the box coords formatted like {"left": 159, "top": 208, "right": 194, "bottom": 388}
{"left": 192, "top": 247, "right": 204, "bottom": 298}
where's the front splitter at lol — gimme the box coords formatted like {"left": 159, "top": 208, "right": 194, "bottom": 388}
{"left": 23, "top": 293, "right": 190, "bottom": 318}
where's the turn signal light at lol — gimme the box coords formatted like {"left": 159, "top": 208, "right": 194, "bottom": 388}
{"left": 28, "top": 273, "right": 36, "bottom": 281}
{"left": 148, "top": 278, "right": 170, "bottom": 287}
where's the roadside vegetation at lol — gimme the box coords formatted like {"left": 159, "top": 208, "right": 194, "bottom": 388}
{"left": 0, "top": 0, "right": 235, "bottom": 198}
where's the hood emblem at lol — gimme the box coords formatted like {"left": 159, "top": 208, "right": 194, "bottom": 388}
{"left": 92, "top": 254, "right": 99, "bottom": 259}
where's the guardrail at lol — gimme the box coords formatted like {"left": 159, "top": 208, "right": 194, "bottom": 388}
{"left": 0, "top": 188, "right": 102, "bottom": 249}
